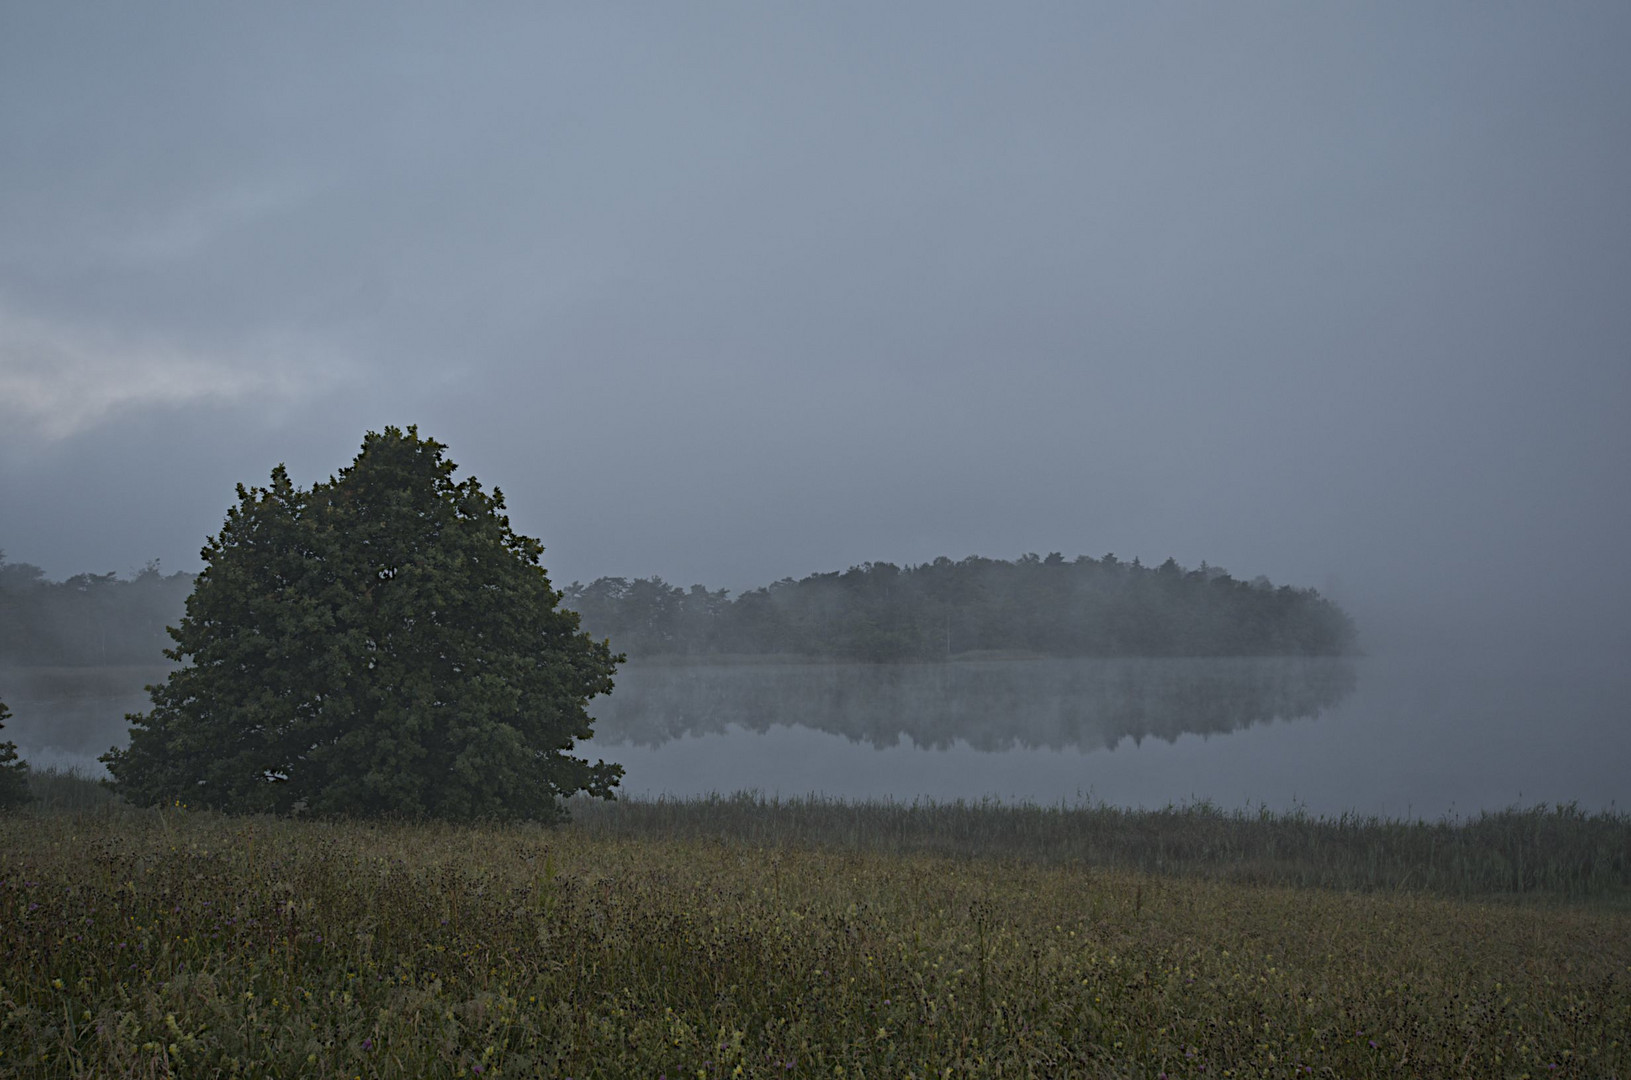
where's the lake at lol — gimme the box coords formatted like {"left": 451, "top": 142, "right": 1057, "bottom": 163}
{"left": 5, "top": 640, "right": 1625, "bottom": 820}
{"left": 579, "top": 644, "right": 1627, "bottom": 819}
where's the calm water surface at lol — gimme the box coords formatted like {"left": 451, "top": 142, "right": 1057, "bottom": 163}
{"left": 581, "top": 645, "right": 1627, "bottom": 818}
{"left": 7, "top": 638, "right": 1625, "bottom": 820}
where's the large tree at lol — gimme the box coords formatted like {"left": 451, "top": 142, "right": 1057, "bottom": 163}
{"left": 103, "top": 427, "right": 623, "bottom": 820}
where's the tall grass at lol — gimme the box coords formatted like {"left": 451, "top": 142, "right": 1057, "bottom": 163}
{"left": 23, "top": 770, "right": 1629, "bottom": 902}
{"left": 20, "top": 767, "right": 121, "bottom": 815}
{"left": 2, "top": 809, "right": 1627, "bottom": 1077}
{"left": 567, "top": 791, "right": 1631, "bottom": 903}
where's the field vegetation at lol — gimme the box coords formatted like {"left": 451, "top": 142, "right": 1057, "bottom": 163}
{"left": 567, "top": 791, "right": 1631, "bottom": 904}
{"left": 3, "top": 775, "right": 1628, "bottom": 1077}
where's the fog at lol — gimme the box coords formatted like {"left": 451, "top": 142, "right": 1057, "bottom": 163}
{"left": 1, "top": 5, "right": 1627, "bottom": 811}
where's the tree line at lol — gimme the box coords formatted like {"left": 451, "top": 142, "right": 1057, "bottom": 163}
{"left": 0, "top": 554, "right": 194, "bottom": 667}
{"left": 3, "top": 548, "right": 1357, "bottom": 670}
{"left": 562, "top": 553, "right": 1357, "bottom": 661}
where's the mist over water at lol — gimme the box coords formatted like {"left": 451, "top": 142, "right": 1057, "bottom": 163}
{"left": 0, "top": 664, "right": 170, "bottom": 775}
{"left": 591, "top": 656, "right": 1356, "bottom": 753}
{"left": 578, "top": 631, "right": 1626, "bottom": 819}
{"left": 4, "top": 622, "right": 1623, "bottom": 821}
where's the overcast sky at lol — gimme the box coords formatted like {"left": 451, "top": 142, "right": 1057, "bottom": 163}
{"left": 3, "top": 3, "right": 1628, "bottom": 653}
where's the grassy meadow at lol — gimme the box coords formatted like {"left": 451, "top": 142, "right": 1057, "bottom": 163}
{"left": 2, "top": 777, "right": 1628, "bottom": 1077}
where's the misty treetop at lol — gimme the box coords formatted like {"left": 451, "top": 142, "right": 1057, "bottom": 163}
{"left": 0, "top": 552, "right": 193, "bottom": 668}
{"left": 5, "top": 545, "right": 1356, "bottom": 673}
{"left": 102, "top": 427, "right": 623, "bottom": 821}
{"left": 563, "top": 553, "right": 1357, "bottom": 662}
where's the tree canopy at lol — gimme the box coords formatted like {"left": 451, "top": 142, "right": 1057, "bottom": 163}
{"left": 102, "top": 427, "right": 622, "bottom": 821}
{"left": 563, "top": 554, "right": 1358, "bottom": 662}
{"left": 0, "top": 551, "right": 193, "bottom": 667}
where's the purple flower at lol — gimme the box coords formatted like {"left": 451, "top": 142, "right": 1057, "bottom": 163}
{"left": 361, "top": 1038, "right": 374, "bottom": 1051}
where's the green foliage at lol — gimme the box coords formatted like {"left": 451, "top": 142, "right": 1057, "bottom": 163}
{"left": 0, "top": 698, "right": 32, "bottom": 809}
{"left": 563, "top": 553, "right": 1359, "bottom": 662}
{"left": 102, "top": 427, "right": 622, "bottom": 820}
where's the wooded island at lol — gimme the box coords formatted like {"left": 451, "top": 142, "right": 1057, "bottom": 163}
{"left": 564, "top": 553, "right": 1356, "bottom": 661}
{"left": 1, "top": 550, "right": 1356, "bottom": 667}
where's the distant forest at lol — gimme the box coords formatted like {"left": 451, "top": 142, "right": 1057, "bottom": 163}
{"left": 0, "top": 555, "right": 193, "bottom": 667}
{"left": 564, "top": 554, "right": 1357, "bottom": 661}
{"left": 0, "top": 550, "right": 1356, "bottom": 669}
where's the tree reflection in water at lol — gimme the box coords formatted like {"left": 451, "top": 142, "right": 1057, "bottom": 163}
{"left": 591, "top": 657, "right": 1358, "bottom": 752}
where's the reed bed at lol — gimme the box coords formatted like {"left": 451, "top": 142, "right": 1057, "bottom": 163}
{"left": 3, "top": 805, "right": 1628, "bottom": 1077}
{"left": 18, "top": 767, "right": 1631, "bottom": 901}
{"left": 20, "top": 770, "right": 1631, "bottom": 901}
{"left": 17, "top": 769, "right": 121, "bottom": 816}
{"left": 566, "top": 791, "right": 1631, "bottom": 904}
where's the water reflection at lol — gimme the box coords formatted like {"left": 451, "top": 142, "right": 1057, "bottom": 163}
{"left": 8, "top": 648, "right": 1623, "bottom": 818}
{"left": 591, "top": 657, "right": 1358, "bottom": 752}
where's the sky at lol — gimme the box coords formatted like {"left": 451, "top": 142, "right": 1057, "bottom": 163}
{"left": 3, "top": 3, "right": 1629, "bottom": 656}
